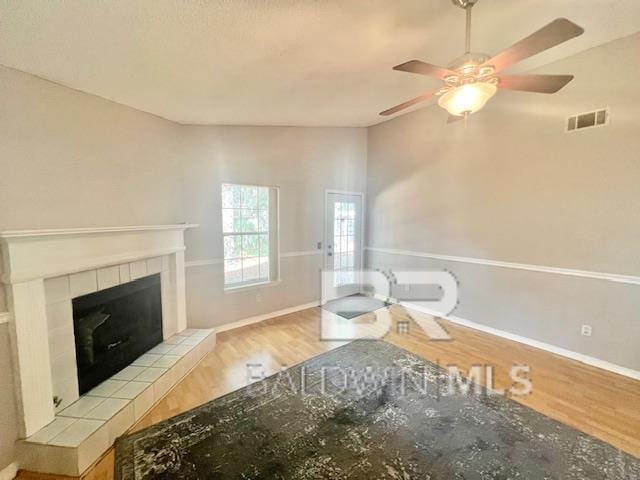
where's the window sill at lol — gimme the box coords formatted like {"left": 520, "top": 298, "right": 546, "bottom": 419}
{"left": 224, "top": 279, "right": 282, "bottom": 294}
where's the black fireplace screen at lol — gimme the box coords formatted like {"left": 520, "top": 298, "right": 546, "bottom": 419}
{"left": 72, "top": 273, "right": 163, "bottom": 394}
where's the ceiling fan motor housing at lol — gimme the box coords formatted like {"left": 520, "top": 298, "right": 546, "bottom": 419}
{"left": 447, "top": 52, "right": 490, "bottom": 72}
{"left": 442, "top": 53, "right": 496, "bottom": 90}
{"left": 451, "top": 0, "right": 478, "bottom": 9}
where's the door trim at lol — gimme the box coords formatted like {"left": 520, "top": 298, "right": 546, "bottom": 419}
{"left": 323, "top": 189, "right": 366, "bottom": 281}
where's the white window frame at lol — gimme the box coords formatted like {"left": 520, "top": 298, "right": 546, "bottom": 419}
{"left": 221, "top": 183, "right": 280, "bottom": 291}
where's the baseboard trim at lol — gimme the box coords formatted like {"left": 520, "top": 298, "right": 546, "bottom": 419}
{"left": 214, "top": 301, "right": 321, "bottom": 333}
{"left": 0, "top": 462, "right": 18, "bottom": 480}
{"left": 365, "top": 246, "right": 640, "bottom": 286}
{"left": 373, "top": 294, "right": 640, "bottom": 381}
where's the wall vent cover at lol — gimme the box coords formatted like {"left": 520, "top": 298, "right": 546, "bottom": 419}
{"left": 566, "top": 108, "right": 609, "bottom": 132}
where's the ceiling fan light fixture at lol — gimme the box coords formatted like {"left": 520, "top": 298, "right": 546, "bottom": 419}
{"left": 437, "top": 82, "right": 497, "bottom": 116}
{"left": 381, "top": 1, "right": 583, "bottom": 120}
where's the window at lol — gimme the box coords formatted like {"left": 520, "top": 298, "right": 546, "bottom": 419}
{"left": 222, "top": 184, "right": 278, "bottom": 288}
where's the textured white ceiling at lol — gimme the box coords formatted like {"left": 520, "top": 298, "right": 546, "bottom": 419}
{"left": 1, "top": 0, "right": 639, "bottom": 126}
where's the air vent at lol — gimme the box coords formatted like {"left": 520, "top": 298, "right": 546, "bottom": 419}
{"left": 566, "top": 108, "right": 609, "bottom": 132}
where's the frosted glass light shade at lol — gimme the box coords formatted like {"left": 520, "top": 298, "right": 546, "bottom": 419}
{"left": 438, "top": 82, "right": 497, "bottom": 116}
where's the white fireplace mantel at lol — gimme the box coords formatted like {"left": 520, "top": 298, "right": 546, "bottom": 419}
{"left": 0, "top": 224, "right": 198, "bottom": 438}
{"left": 0, "top": 224, "right": 198, "bottom": 284}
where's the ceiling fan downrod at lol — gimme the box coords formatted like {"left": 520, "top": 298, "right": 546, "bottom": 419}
{"left": 451, "top": 0, "right": 478, "bottom": 53}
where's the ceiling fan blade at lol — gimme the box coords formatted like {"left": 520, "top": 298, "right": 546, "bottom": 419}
{"left": 482, "top": 18, "right": 584, "bottom": 73}
{"left": 498, "top": 74, "right": 574, "bottom": 93}
{"left": 393, "top": 60, "right": 458, "bottom": 80}
{"left": 447, "top": 114, "right": 463, "bottom": 124}
{"left": 380, "top": 92, "right": 435, "bottom": 116}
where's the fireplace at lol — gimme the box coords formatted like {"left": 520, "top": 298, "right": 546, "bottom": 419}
{"left": 72, "top": 274, "right": 163, "bottom": 394}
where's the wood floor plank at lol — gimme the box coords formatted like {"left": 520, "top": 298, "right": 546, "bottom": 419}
{"left": 17, "top": 305, "right": 640, "bottom": 479}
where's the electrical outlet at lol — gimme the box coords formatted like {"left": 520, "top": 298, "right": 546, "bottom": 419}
{"left": 403, "top": 285, "right": 411, "bottom": 292}
{"left": 256, "top": 294, "right": 262, "bottom": 303}
{"left": 581, "top": 325, "right": 592, "bottom": 336}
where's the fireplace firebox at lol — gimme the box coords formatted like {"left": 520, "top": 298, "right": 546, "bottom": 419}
{"left": 72, "top": 274, "right": 163, "bottom": 394}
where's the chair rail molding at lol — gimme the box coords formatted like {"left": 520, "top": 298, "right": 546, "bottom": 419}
{"left": 185, "top": 249, "right": 323, "bottom": 268}
{"left": 365, "top": 246, "right": 640, "bottom": 286}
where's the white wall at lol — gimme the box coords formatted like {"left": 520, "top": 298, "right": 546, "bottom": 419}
{"left": 366, "top": 33, "right": 640, "bottom": 371}
{"left": 0, "top": 64, "right": 367, "bottom": 472}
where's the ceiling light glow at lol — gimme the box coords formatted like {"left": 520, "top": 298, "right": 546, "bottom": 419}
{"left": 438, "top": 82, "right": 497, "bottom": 117}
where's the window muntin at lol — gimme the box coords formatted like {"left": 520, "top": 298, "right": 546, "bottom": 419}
{"left": 222, "top": 184, "right": 273, "bottom": 287}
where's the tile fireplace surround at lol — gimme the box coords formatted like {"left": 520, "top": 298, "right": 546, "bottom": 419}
{"left": 0, "top": 224, "right": 217, "bottom": 476}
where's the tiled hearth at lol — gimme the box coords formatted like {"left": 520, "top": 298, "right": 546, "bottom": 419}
{"left": 0, "top": 224, "right": 205, "bottom": 476}
{"left": 17, "top": 328, "right": 216, "bottom": 476}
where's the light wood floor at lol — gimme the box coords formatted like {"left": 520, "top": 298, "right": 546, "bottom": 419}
{"left": 18, "top": 305, "right": 640, "bottom": 479}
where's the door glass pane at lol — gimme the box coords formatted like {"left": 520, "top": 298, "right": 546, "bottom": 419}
{"left": 339, "top": 270, "right": 354, "bottom": 285}
{"left": 346, "top": 237, "right": 354, "bottom": 252}
{"left": 346, "top": 252, "right": 354, "bottom": 268}
{"left": 333, "top": 200, "right": 357, "bottom": 286}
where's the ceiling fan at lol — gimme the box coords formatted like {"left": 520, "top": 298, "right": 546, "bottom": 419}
{"left": 380, "top": 0, "right": 584, "bottom": 122}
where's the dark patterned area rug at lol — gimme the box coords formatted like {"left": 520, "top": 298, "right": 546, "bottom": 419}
{"left": 115, "top": 340, "right": 639, "bottom": 479}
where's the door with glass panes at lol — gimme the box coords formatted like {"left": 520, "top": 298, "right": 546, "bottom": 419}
{"left": 325, "top": 192, "right": 363, "bottom": 297}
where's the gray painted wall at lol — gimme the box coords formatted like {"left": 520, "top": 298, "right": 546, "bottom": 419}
{"left": 1, "top": 31, "right": 639, "bottom": 477}
{"left": 0, "top": 65, "right": 367, "bottom": 327}
{"left": 0, "top": 65, "right": 367, "bottom": 472}
{"left": 178, "top": 124, "right": 367, "bottom": 327}
{"left": 366, "top": 33, "right": 640, "bottom": 371}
